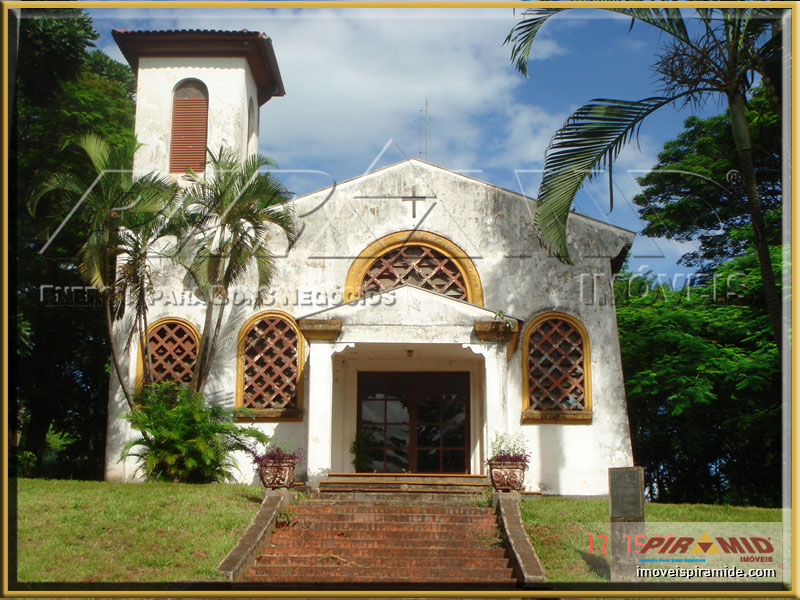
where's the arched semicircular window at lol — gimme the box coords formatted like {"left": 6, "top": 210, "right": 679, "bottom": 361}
{"left": 361, "top": 245, "right": 468, "bottom": 300}
{"left": 522, "top": 313, "right": 592, "bottom": 423}
{"left": 170, "top": 79, "right": 208, "bottom": 174}
{"left": 146, "top": 319, "right": 198, "bottom": 384}
{"left": 237, "top": 313, "right": 303, "bottom": 419}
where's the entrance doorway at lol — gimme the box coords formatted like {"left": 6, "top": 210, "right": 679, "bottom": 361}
{"left": 356, "top": 372, "right": 470, "bottom": 473}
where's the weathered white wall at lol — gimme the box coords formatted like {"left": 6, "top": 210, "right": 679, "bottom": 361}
{"left": 105, "top": 159, "right": 635, "bottom": 495}
{"left": 132, "top": 56, "right": 258, "bottom": 176}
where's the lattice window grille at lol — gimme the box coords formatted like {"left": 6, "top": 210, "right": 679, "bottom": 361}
{"left": 148, "top": 321, "right": 198, "bottom": 384}
{"left": 243, "top": 317, "right": 299, "bottom": 410}
{"left": 360, "top": 245, "right": 468, "bottom": 300}
{"left": 528, "top": 318, "right": 585, "bottom": 410}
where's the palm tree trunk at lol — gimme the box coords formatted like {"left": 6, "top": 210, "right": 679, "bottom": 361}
{"left": 728, "top": 93, "right": 783, "bottom": 348}
{"left": 105, "top": 300, "right": 135, "bottom": 410}
{"left": 141, "top": 272, "right": 154, "bottom": 387}
{"left": 192, "top": 291, "right": 217, "bottom": 394}
{"left": 203, "top": 291, "right": 228, "bottom": 392}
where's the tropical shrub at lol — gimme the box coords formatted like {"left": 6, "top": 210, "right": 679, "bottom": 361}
{"left": 120, "top": 382, "right": 269, "bottom": 483}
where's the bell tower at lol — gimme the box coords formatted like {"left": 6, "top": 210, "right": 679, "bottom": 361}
{"left": 112, "top": 29, "right": 285, "bottom": 176}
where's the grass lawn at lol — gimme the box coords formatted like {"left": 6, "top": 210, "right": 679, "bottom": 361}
{"left": 14, "top": 478, "right": 262, "bottom": 583}
{"left": 520, "top": 496, "right": 782, "bottom": 583}
{"left": 14, "top": 479, "right": 784, "bottom": 589}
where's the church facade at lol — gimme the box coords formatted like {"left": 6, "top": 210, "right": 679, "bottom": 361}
{"left": 105, "top": 29, "right": 635, "bottom": 495}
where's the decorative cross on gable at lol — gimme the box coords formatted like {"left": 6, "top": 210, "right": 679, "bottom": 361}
{"left": 401, "top": 190, "right": 429, "bottom": 218}
{"left": 354, "top": 186, "right": 435, "bottom": 219}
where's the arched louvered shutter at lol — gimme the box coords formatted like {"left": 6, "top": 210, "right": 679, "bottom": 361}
{"left": 170, "top": 79, "right": 208, "bottom": 174}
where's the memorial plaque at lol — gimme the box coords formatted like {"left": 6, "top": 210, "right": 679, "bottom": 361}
{"left": 608, "top": 466, "right": 644, "bottom": 522}
{"left": 608, "top": 466, "right": 645, "bottom": 582}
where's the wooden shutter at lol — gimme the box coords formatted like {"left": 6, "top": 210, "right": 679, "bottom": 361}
{"left": 170, "top": 83, "right": 208, "bottom": 174}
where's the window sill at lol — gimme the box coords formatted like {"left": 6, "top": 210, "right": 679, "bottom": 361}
{"left": 236, "top": 408, "right": 303, "bottom": 422}
{"left": 521, "top": 409, "right": 592, "bottom": 425}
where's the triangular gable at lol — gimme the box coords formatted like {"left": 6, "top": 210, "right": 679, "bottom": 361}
{"left": 291, "top": 157, "right": 635, "bottom": 240}
{"left": 298, "top": 284, "right": 502, "bottom": 328}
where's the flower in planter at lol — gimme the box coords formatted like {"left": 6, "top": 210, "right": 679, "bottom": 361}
{"left": 251, "top": 445, "right": 304, "bottom": 468}
{"left": 488, "top": 432, "right": 531, "bottom": 466}
{"left": 251, "top": 445, "right": 304, "bottom": 489}
{"left": 487, "top": 433, "right": 530, "bottom": 491}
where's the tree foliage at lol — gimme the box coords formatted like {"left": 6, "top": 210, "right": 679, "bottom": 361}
{"left": 633, "top": 87, "right": 781, "bottom": 269}
{"left": 616, "top": 246, "right": 781, "bottom": 506}
{"left": 13, "top": 9, "right": 136, "bottom": 478}
{"left": 506, "top": 7, "right": 785, "bottom": 346}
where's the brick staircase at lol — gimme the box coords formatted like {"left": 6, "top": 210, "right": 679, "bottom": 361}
{"left": 244, "top": 498, "right": 519, "bottom": 590}
{"left": 318, "top": 473, "right": 491, "bottom": 497}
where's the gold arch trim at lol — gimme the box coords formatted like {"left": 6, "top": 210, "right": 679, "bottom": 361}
{"left": 343, "top": 230, "right": 484, "bottom": 305}
{"left": 235, "top": 310, "right": 305, "bottom": 422}
{"left": 520, "top": 311, "right": 592, "bottom": 424}
{"left": 135, "top": 316, "right": 201, "bottom": 390}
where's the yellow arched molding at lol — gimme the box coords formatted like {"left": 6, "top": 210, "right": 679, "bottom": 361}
{"left": 343, "top": 230, "right": 484, "bottom": 305}
{"left": 135, "top": 316, "right": 201, "bottom": 390}
{"left": 235, "top": 310, "right": 305, "bottom": 422}
{"left": 520, "top": 311, "right": 592, "bottom": 425}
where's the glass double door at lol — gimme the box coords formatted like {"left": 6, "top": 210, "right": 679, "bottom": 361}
{"left": 357, "top": 371, "right": 470, "bottom": 473}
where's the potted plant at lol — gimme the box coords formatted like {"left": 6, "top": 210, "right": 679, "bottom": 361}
{"left": 350, "top": 428, "right": 376, "bottom": 473}
{"left": 487, "top": 432, "right": 530, "bottom": 491}
{"left": 251, "top": 444, "right": 303, "bottom": 489}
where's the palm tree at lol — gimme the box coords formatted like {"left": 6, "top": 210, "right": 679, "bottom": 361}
{"left": 505, "top": 7, "right": 784, "bottom": 345}
{"left": 174, "top": 147, "right": 297, "bottom": 394}
{"left": 29, "top": 133, "right": 177, "bottom": 408}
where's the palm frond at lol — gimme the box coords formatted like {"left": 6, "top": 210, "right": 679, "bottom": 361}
{"left": 607, "top": 8, "right": 690, "bottom": 43}
{"left": 75, "top": 132, "right": 111, "bottom": 176}
{"left": 504, "top": 8, "right": 568, "bottom": 76}
{"left": 535, "top": 97, "right": 676, "bottom": 262}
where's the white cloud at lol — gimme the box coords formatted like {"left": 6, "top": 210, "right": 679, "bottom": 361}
{"left": 92, "top": 8, "right": 566, "bottom": 191}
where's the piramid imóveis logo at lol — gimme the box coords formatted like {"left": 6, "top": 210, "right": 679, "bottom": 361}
{"left": 638, "top": 531, "right": 774, "bottom": 558}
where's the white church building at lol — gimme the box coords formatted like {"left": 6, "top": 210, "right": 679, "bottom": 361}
{"left": 105, "top": 29, "right": 635, "bottom": 495}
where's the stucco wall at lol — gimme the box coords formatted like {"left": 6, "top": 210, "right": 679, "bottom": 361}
{"left": 105, "top": 159, "right": 635, "bottom": 495}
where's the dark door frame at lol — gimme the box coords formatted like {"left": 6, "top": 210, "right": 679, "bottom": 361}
{"left": 356, "top": 371, "right": 470, "bottom": 473}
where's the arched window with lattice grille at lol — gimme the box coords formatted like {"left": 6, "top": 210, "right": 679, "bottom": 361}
{"left": 360, "top": 244, "right": 468, "bottom": 300}
{"left": 236, "top": 312, "right": 304, "bottom": 420}
{"left": 521, "top": 313, "right": 592, "bottom": 423}
{"left": 143, "top": 318, "right": 199, "bottom": 385}
{"left": 344, "top": 231, "right": 484, "bottom": 305}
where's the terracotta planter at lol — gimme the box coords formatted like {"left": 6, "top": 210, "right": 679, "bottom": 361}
{"left": 258, "top": 459, "right": 296, "bottom": 489}
{"left": 488, "top": 460, "right": 526, "bottom": 491}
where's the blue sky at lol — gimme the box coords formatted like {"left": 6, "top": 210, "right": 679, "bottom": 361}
{"left": 86, "top": 6, "right": 730, "bottom": 282}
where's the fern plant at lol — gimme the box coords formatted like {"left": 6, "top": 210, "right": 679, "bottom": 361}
{"left": 120, "top": 382, "right": 269, "bottom": 483}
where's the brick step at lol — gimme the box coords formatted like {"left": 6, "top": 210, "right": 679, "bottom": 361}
{"left": 257, "top": 546, "right": 509, "bottom": 560}
{"left": 289, "top": 504, "right": 495, "bottom": 516}
{"left": 247, "top": 566, "right": 516, "bottom": 582}
{"left": 253, "top": 554, "right": 512, "bottom": 570}
{"left": 287, "top": 512, "right": 497, "bottom": 523}
{"left": 263, "top": 537, "right": 502, "bottom": 550}
{"left": 269, "top": 528, "right": 501, "bottom": 542}
{"left": 325, "top": 473, "right": 489, "bottom": 485}
{"left": 272, "top": 520, "right": 498, "bottom": 532}
{"left": 319, "top": 482, "right": 490, "bottom": 492}
{"left": 318, "top": 491, "right": 490, "bottom": 503}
